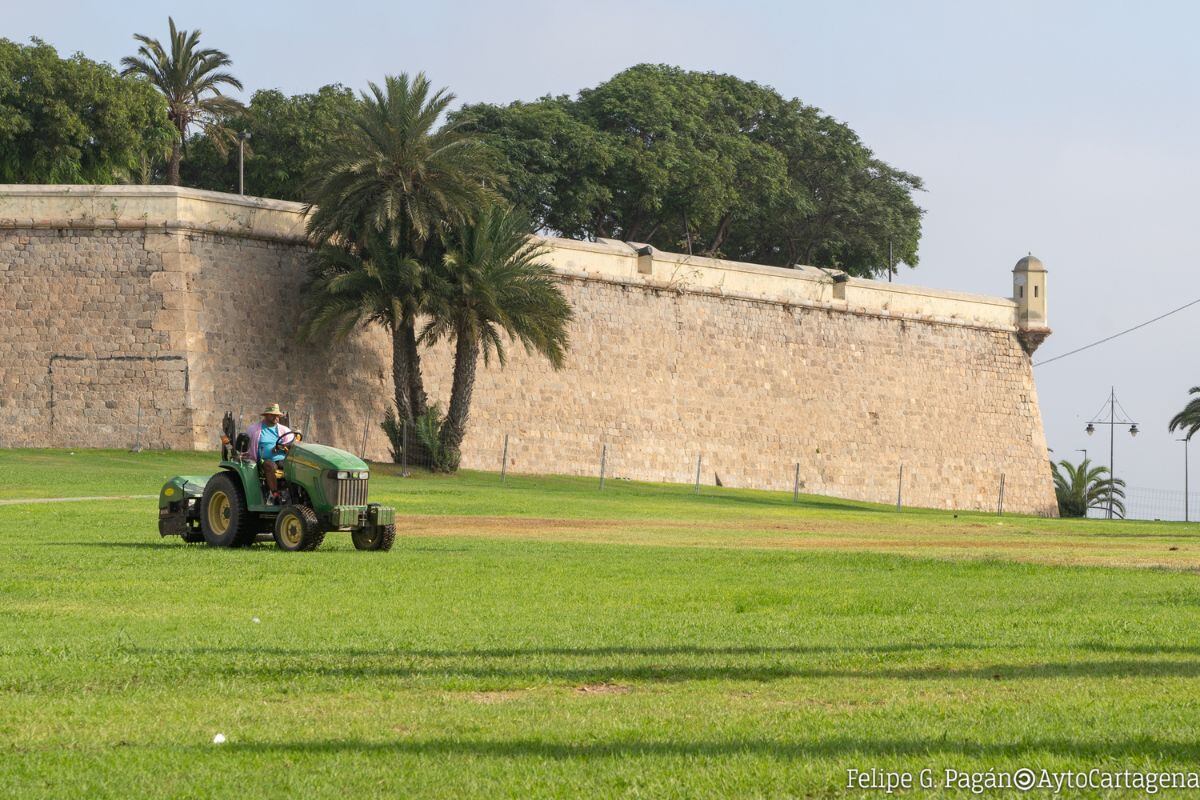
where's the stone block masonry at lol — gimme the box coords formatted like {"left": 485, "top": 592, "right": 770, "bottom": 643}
{"left": 0, "top": 185, "right": 1058, "bottom": 515}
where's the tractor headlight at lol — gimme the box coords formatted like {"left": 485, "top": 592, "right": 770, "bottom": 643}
{"left": 336, "top": 471, "right": 348, "bottom": 480}
{"left": 357, "top": 471, "right": 369, "bottom": 479}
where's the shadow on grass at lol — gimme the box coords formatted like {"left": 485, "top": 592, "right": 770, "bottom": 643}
{"left": 142, "top": 642, "right": 975, "bottom": 659}
{"left": 41, "top": 541, "right": 474, "bottom": 553}
{"left": 1083, "top": 642, "right": 1200, "bottom": 655}
{"left": 42, "top": 542, "right": 171, "bottom": 550}
{"left": 690, "top": 492, "right": 889, "bottom": 515}
{"left": 219, "top": 735, "right": 1200, "bottom": 761}
{"left": 128, "top": 644, "right": 1200, "bottom": 683}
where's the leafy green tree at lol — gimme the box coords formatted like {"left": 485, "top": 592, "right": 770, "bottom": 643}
{"left": 570, "top": 66, "right": 790, "bottom": 255}
{"left": 1168, "top": 386, "right": 1200, "bottom": 440}
{"left": 0, "top": 38, "right": 172, "bottom": 183}
{"left": 455, "top": 98, "right": 614, "bottom": 239}
{"left": 421, "top": 205, "right": 572, "bottom": 470}
{"left": 180, "top": 85, "right": 358, "bottom": 200}
{"left": 1051, "top": 458, "right": 1126, "bottom": 519}
{"left": 457, "top": 64, "right": 923, "bottom": 277}
{"left": 304, "top": 73, "right": 499, "bottom": 435}
{"left": 120, "top": 17, "right": 243, "bottom": 185}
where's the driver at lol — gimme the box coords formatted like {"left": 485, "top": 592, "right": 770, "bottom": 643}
{"left": 246, "top": 403, "right": 292, "bottom": 504}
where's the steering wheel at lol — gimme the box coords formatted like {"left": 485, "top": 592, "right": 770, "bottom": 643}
{"left": 274, "top": 430, "right": 301, "bottom": 454}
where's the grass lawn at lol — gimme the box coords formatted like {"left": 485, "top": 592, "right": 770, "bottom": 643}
{"left": 3, "top": 449, "right": 1200, "bottom": 798}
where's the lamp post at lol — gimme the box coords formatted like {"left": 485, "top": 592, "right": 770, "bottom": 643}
{"left": 1075, "top": 448, "right": 1087, "bottom": 463}
{"left": 1085, "top": 386, "right": 1138, "bottom": 519}
{"left": 237, "top": 131, "right": 251, "bottom": 195}
{"left": 1179, "top": 436, "right": 1191, "bottom": 523}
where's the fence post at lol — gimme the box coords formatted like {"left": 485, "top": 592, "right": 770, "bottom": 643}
{"left": 997, "top": 473, "right": 1006, "bottom": 516}
{"left": 694, "top": 454, "right": 702, "bottom": 495}
{"left": 896, "top": 464, "right": 904, "bottom": 511}
{"left": 359, "top": 414, "right": 371, "bottom": 459}
{"left": 402, "top": 421, "right": 408, "bottom": 475}
{"left": 792, "top": 463, "right": 800, "bottom": 503}
{"left": 599, "top": 443, "right": 607, "bottom": 490}
{"left": 130, "top": 398, "right": 143, "bottom": 454}
{"left": 500, "top": 434, "right": 509, "bottom": 483}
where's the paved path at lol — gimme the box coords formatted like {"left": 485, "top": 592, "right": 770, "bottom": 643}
{"left": 0, "top": 494, "right": 157, "bottom": 506}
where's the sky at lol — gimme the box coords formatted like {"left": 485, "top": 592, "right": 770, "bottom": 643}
{"left": 8, "top": 0, "right": 1199, "bottom": 510}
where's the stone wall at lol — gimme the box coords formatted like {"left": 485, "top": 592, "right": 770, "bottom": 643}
{"left": 0, "top": 185, "right": 1058, "bottom": 515}
{"left": 0, "top": 188, "right": 393, "bottom": 459}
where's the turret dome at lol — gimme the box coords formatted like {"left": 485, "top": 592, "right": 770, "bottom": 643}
{"left": 1013, "top": 254, "right": 1046, "bottom": 272}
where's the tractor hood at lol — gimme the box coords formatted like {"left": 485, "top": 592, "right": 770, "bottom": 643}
{"left": 287, "top": 443, "right": 368, "bottom": 472}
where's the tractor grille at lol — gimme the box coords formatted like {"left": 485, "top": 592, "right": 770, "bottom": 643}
{"left": 334, "top": 476, "right": 369, "bottom": 507}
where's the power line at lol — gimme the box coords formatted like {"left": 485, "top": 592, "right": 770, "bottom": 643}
{"left": 1033, "top": 296, "right": 1200, "bottom": 367}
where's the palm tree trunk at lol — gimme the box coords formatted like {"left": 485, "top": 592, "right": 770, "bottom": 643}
{"left": 438, "top": 326, "right": 479, "bottom": 472}
{"left": 402, "top": 321, "right": 428, "bottom": 420}
{"left": 390, "top": 319, "right": 428, "bottom": 426}
{"left": 167, "top": 139, "right": 182, "bottom": 186}
{"left": 390, "top": 324, "right": 414, "bottom": 424}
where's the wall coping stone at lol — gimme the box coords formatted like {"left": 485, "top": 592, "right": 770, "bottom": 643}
{"left": 0, "top": 184, "right": 1021, "bottom": 331}
{"left": 0, "top": 184, "right": 309, "bottom": 242}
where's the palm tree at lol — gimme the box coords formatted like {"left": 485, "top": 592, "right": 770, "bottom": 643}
{"left": 1051, "top": 458, "right": 1126, "bottom": 518}
{"left": 299, "top": 230, "right": 424, "bottom": 424}
{"left": 421, "top": 205, "right": 572, "bottom": 470}
{"left": 1168, "top": 386, "right": 1200, "bottom": 440}
{"left": 304, "top": 72, "right": 499, "bottom": 428}
{"left": 305, "top": 73, "right": 497, "bottom": 253}
{"left": 121, "top": 17, "right": 243, "bottom": 185}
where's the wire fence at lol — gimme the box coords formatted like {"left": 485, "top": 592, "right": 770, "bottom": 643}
{"left": 1088, "top": 486, "right": 1200, "bottom": 522}
{"left": 374, "top": 420, "right": 1033, "bottom": 515}
{"left": 213, "top": 409, "right": 1198, "bottom": 522}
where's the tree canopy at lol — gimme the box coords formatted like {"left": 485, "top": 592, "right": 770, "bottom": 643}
{"left": 0, "top": 38, "right": 172, "bottom": 184}
{"left": 454, "top": 64, "right": 924, "bottom": 277}
{"left": 180, "top": 85, "right": 359, "bottom": 200}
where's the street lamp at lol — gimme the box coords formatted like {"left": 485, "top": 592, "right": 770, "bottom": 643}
{"left": 237, "top": 130, "right": 251, "bottom": 195}
{"left": 1075, "top": 448, "right": 1087, "bottom": 463}
{"left": 1083, "top": 386, "right": 1139, "bottom": 520}
{"left": 1179, "top": 436, "right": 1191, "bottom": 523}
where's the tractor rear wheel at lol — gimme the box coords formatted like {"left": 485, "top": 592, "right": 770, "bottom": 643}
{"left": 273, "top": 505, "right": 323, "bottom": 552}
{"left": 352, "top": 523, "right": 395, "bottom": 552}
{"left": 199, "top": 473, "right": 253, "bottom": 548}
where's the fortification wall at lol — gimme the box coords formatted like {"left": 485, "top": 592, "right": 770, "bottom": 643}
{"left": 0, "top": 186, "right": 1057, "bottom": 514}
{"left": 0, "top": 186, "right": 394, "bottom": 458}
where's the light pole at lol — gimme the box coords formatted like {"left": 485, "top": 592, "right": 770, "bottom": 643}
{"left": 1075, "top": 448, "right": 1087, "bottom": 463}
{"left": 1179, "top": 436, "right": 1191, "bottom": 523}
{"left": 1085, "top": 386, "right": 1138, "bottom": 519}
{"left": 237, "top": 131, "right": 251, "bottom": 195}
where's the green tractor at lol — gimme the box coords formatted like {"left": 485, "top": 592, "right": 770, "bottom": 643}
{"left": 157, "top": 413, "right": 396, "bottom": 552}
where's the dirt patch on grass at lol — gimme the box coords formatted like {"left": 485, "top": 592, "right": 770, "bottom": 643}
{"left": 411, "top": 516, "right": 626, "bottom": 534}
{"left": 400, "top": 514, "right": 1200, "bottom": 572}
{"left": 574, "top": 682, "right": 632, "bottom": 695}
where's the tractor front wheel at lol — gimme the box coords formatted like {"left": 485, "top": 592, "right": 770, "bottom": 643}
{"left": 273, "top": 505, "right": 324, "bottom": 552}
{"left": 199, "top": 473, "right": 253, "bottom": 548}
{"left": 352, "top": 524, "right": 395, "bottom": 552}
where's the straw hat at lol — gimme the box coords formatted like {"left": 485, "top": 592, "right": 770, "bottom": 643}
{"left": 261, "top": 403, "right": 284, "bottom": 417}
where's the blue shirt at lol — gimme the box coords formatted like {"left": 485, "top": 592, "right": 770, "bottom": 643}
{"left": 258, "top": 424, "right": 286, "bottom": 462}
